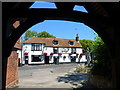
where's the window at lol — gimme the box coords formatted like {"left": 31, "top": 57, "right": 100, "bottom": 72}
{"left": 31, "top": 44, "right": 42, "bottom": 51}
{"left": 53, "top": 40, "right": 58, "bottom": 45}
{"left": 53, "top": 47, "right": 58, "bottom": 54}
{"left": 69, "top": 41, "right": 74, "bottom": 45}
{"left": 31, "top": 55, "right": 43, "bottom": 62}
{"left": 61, "top": 48, "right": 69, "bottom": 53}
{"left": 71, "top": 48, "right": 76, "bottom": 54}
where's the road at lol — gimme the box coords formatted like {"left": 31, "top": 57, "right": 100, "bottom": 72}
{"left": 17, "top": 63, "right": 90, "bottom": 88}
{"left": 18, "top": 63, "right": 78, "bottom": 70}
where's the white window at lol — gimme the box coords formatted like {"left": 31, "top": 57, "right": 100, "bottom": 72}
{"left": 31, "top": 44, "right": 42, "bottom": 51}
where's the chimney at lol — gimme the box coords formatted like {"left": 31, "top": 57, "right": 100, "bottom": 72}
{"left": 76, "top": 34, "right": 79, "bottom": 41}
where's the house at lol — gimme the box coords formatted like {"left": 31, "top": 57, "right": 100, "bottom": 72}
{"left": 20, "top": 34, "right": 87, "bottom": 65}
{"left": 15, "top": 39, "right": 22, "bottom": 66}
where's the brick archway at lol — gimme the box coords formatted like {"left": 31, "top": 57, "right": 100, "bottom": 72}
{"left": 2, "top": 2, "right": 120, "bottom": 89}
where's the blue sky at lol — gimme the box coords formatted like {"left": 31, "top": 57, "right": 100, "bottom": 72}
{"left": 22, "top": 1, "right": 97, "bottom": 41}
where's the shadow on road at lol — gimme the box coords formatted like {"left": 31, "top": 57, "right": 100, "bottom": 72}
{"left": 56, "top": 71, "right": 89, "bottom": 87}
{"left": 56, "top": 69, "right": 95, "bottom": 89}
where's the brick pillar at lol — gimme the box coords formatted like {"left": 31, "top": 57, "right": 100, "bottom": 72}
{"left": 6, "top": 49, "right": 18, "bottom": 88}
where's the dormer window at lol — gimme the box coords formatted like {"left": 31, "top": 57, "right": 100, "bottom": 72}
{"left": 69, "top": 41, "right": 74, "bottom": 45}
{"left": 53, "top": 40, "right": 58, "bottom": 45}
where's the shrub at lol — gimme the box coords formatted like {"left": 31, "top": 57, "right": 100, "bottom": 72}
{"left": 91, "top": 36, "right": 112, "bottom": 81}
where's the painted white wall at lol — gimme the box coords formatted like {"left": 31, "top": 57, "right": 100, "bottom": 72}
{"left": 22, "top": 43, "right": 31, "bottom": 51}
{"left": 22, "top": 43, "right": 45, "bottom": 64}
{"left": 76, "top": 48, "right": 82, "bottom": 54}
{"left": 17, "top": 50, "right": 22, "bottom": 63}
{"left": 79, "top": 55, "right": 87, "bottom": 62}
{"left": 43, "top": 47, "right": 53, "bottom": 55}
{"left": 21, "top": 43, "right": 87, "bottom": 64}
{"left": 75, "top": 48, "right": 88, "bottom": 62}
{"left": 59, "top": 47, "right": 71, "bottom": 53}
{"left": 22, "top": 43, "right": 31, "bottom": 64}
{"left": 49, "top": 56, "right": 54, "bottom": 63}
{"left": 58, "top": 48, "right": 71, "bottom": 63}
{"left": 59, "top": 54, "right": 71, "bottom": 63}
{"left": 28, "top": 51, "right": 44, "bottom": 64}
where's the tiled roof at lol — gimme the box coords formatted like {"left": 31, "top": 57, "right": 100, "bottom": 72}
{"left": 23, "top": 37, "right": 82, "bottom": 47}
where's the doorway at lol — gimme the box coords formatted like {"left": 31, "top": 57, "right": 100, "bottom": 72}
{"left": 54, "top": 56, "right": 59, "bottom": 64}
{"left": 25, "top": 56, "right": 28, "bottom": 64}
{"left": 45, "top": 56, "right": 49, "bottom": 64}
{"left": 71, "top": 56, "right": 76, "bottom": 63}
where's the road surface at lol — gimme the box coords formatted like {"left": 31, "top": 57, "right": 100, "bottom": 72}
{"left": 16, "top": 63, "right": 90, "bottom": 88}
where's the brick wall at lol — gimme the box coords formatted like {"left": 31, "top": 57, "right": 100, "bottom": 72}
{"left": 6, "top": 49, "right": 18, "bottom": 88}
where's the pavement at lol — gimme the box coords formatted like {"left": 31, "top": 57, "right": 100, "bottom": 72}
{"left": 16, "top": 63, "right": 91, "bottom": 89}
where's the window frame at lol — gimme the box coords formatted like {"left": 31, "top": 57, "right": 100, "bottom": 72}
{"left": 31, "top": 43, "right": 42, "bottom": 51}
{"left": 71, "top": 48, "right": 76, "bottom": 54}
{"left": 53, "top": 40, "right": 58, "bottom": 45}
{"left": 31, "top": 55, "right": 43, "bottom": 62}
{"left": 53, "top": 47, "right": 58, "bottom": 54}
{"left": 68, "top": 41, "right": 74, "bottom": 46}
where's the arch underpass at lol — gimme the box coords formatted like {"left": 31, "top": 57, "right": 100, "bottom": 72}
{"left": 2, "top": 2, "right": 120, "bottom": 89}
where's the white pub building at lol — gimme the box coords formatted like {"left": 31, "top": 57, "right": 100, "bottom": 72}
{"left": 21, "top": 34, "right": 87, "bottom": 65}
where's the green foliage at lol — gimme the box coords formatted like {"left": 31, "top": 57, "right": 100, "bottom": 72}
{"left": 91, "top": 36, "right": 112, "bottom": 80}
{"left": 79, "top": 39, "right": 95, "bottom": 53}
{"left": 24, "top": 30, "right": 56, "bottom": 40}
{"left": 24, "top": 30, "right": 37, "bottom": 40}
{"left": 37, "top": 31, "right": 56, "bottom": 38}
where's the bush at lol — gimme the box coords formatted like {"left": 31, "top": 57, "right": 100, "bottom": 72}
{"left": 91, "top": 36, "right": 112, "bottom": 81}
{"left": 76, "top": 64, "right": 90, "bottom": 73}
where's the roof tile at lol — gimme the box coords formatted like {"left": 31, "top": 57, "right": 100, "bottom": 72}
{"left": 23, "top": 37, "right": 82, "bottom": 47}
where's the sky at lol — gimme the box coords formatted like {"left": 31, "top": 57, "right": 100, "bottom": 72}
{"left": 22, "top": 1, "right": 97, "bottom": 41}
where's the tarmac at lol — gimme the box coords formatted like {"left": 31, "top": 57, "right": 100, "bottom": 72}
{"left": 16, "top": 64, "right": 90, "bottom": 89}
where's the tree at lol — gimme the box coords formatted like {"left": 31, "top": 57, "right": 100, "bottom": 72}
{"left": 24, "top": 30, "right": 37, "bottom": 40}
{"left": 24, "top": 30, "right": 56, "bottom": 40}
{"left": 37, "top": 31, "right": 56, "bottom": 38}
{"left": 79, "top": 39, "right": 95, "bottom": 53}
{"left": 79, "top": 39, "right": 95, "bottom": 65}
{"left": 91, "top": 36, "right": 112, "bottom": 80}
